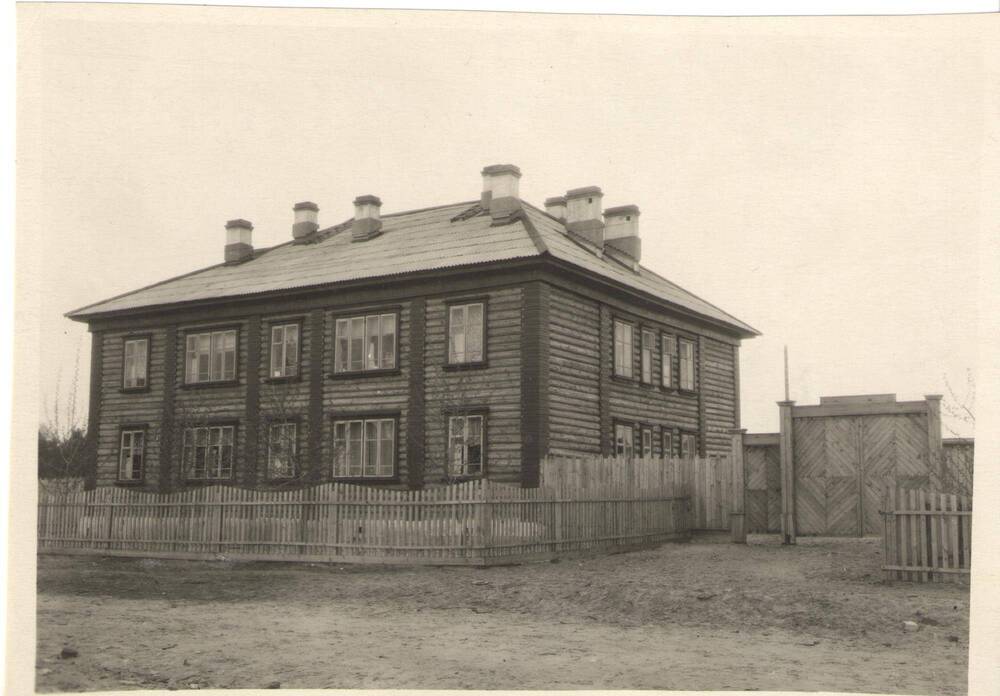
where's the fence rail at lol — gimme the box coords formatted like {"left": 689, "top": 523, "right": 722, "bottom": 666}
{"left": 38, "top": 456, "right": 707, "bottom": 565}
{"left": 881, "top": 487, "right": 971, "bottom": 583}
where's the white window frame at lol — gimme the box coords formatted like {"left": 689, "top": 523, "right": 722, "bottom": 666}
{"left": 641, "top": 329, "right": 655, "bottom": 384}
{"left": 661, "top": 333, "right": 675, "bottom": 389}
{"left": 662, "top": 430, "right": 675, "bottom": 458}
{"left": 334, "top": 313, "right": 397, "bottom": 373}
{"left": 269, "top": 323, "right": 300, "bottom": 379}
{"left": 118, "top": 429, "right": 146, "bottom": 481}
{"left": 184, "top": 329, "right": 237, "bottom": 384}
{"left": 122, "top": 338, "right": 149, "bottom": 390}
{"left": 447, "top": 302, "right": 485, "bottom": 365}
{"left": 448, "top": 414, "right": 485, "bottom": 476}
{"left": 679, "top": 338, "right": 696, "bottom": 391}
{"left": 613, "top": 320, "right": 634, "bottom": 378}
{"left": 267, "top": 422, "right": 298, "bottom": 479}
{"left": 614, "top": 423, "right": 635, "bottom": 459}
{"left": 640, "top": 427, "right": 653, "bottom": 458}
{"left": 332, "top": 417, "right": 396, "bottom": 478}
{"left": 183, "top": 425, "right": 236, "bottom": 480}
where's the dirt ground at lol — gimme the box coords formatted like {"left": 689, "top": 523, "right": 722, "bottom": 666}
{"left": 36, "top": 534, "right": 969, "bottom": 693}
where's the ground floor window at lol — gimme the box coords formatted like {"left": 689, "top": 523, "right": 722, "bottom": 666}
{"left": 640, "top": 427, "right": 653, "bottom": 458}
{"left": 333, "top": 417, "right": 395, "bottom": 478}
{"left": 268, "top": 422, "right": 298, "bottom": 479}
{"left": 614, "top": 423, "right": 635, "bottom": 458}
{"left": 183, "top": 425, "right": 235, "bottom": 480}
{"left": 118, "top": 429, "right": 146, "bottom": 481}
{"left": 448, "top": 414, "right": 485, "bottom": 476}
{"left": 662, "top": 430, "right": 675, "bottom": 458}
{"left": 680, "top": 431, "right": 698, "bottom": 459}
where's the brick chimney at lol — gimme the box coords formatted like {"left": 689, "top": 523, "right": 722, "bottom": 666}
{"left": 224, "top": 219, "right": 253, "bottom": 263}
{"left": 565, "top": 186, "right": 604, "bottom": 247}
{"left": 603, "top": 205, "right": 641, "bottom": 261}
{"left": 480, "top": 164, "right": 522, "bottom": 219}
{"left": 544, "top": 196, "right": 567, "bottom": 221}
{"left": 352, "top": 195, "right": 383, "bottom": 241}
{"left": 292, "top": 201, "right": 319, "bottom": 242}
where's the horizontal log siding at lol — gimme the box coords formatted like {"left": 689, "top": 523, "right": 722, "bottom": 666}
{"left": 321, "top": 303, "right": 411, "bottom": 486}
{"left": 172, "top": 320, "right": 249, "bottom": 487}
{"left": 96, "top": 329, "right": 168, "bottom": 489}
{"left": 605, "top": 306, "right": 700, "bottom": 457}
{"left": 424, "top": 287, "right": 523, "bottom": 484}
{"left": 702, "top": 336, "right": 739, "bottom": 455}
{"left": 546, "top": 285, "right": 602, "bottom": 457}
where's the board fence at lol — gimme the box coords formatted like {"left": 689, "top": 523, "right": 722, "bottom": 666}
{"left": 881, "top": 486, "right": 971, "bottom": 583}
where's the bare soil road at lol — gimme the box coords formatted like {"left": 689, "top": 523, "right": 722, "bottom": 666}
{"left": 35, "top": 534, "right": 969, "bottom": 693}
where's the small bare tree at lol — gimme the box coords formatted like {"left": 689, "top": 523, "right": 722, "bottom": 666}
{"left": 936, "top": 370, "right": 975, "bottom": 496}
{"left": 38, "top": 344, "right": 88, "bottom": 495}
{"left": 256, "top": 380, "right": 310, "bottom": 488}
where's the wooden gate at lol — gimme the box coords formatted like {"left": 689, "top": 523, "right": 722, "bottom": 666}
{"left": 788, "top": 396, "right": 937, "bottom": 537}
{"left": 744, "top": 433, "right": 781, "bottom": 533}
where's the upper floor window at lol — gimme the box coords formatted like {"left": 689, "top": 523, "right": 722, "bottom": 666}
{"left": 335, "top": 313, "right": 397, "bottom": 374}
{"left": 118, "top": 428, "right": 145, "bottom": 481}
{"left": 661, "top": 333, "right": 675, "bottom": 388}
{"left": 269, "top": 323, "right": 300, "bottom": 379}
{"left": 448, "top": 302, "right": 485, "bottom": 365}
{"left": 333, "top": 417, "right": 395, "bottom": 478}
{"left": 641, "top": 329, "right": 655, "bottom": 384}
{"left": 680, "top": 431, "right": 698, "bottom": 459}
{"left": 185, "top": 329, "right": 237, "bottom": 384}
{"left": 448, "top": 413, "right": 485, "bottom": 476}
{"left": 183, "top": 424, "right": 235, "bottom": 480}
{"left": 122, "top": 337, "right": 149, "bottom": 390}
{"left": 679, "top": 338, "right": 696, "bottom": 391}
{"left": 268, "top": 421, "right": 298, "bottom": 479}
{"left": 613, "top": 320, "right": 634, "bottom": 378}
{"left": 614, "top": 423, "right": 635, "bottom": 458}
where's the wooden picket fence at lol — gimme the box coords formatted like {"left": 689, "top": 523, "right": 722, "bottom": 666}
{"left": 37, "top": 455, "right": 698, "bottom": 566}
{"left": 881, "top": 487, "right": 972, "bottom": 583}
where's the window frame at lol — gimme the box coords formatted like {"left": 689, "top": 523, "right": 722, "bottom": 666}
{"left": 181, "top": 325, "right": 240, "bottom": 387}
{"left": 116, "top": 424, "right": 148, "bottom": 484}
{"left": 266, "top": 419, "right": 300, "bottom": 480}
{"left": 613, "top": 318, "right": 635, "bottom": 380}
{"left": 680, "top": 430, "right": 700, "bottom": 459}
{"left": 613, "top": 420, "right": 637, "bottom": 459}
{"left": 660, "top": 332, "right": 676, "bottom": 389}
{"left": 678, "top": 336, "right": 697, "bottom": 393}
{"left": 266, "top": 318, "right": 304, "bottom": 382}
{"left": 662, "top": 428, "right": 676, "bottom": 459}
{"left": 640, "top": 328, "right": 656, "bottom": 385}
{"left": 181, "top": 420, "right": 239, "bottom": 482}
{"left": 330, "top": 412, "right": 400, "bottom": 481}
{"left": 444, "top": 407, "right": 489, "bottom": 479}
{"left": 444, "top": 296, "right": 489, "bottom": 369}
{"left": 639, "top": 425, "right": 654, "bottom": 458}
{"left": 120, "top": 334, "right": 152, "bottom": 393}
{"left": 331, "top": 308, "right": 401, "bottom": 377}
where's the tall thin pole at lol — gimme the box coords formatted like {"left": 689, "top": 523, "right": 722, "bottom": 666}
{"left": 783, "top": 345, "right": 790, "bottom": 401}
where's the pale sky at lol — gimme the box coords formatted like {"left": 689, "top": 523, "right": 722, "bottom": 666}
{"left": 18, "top": 6, "right": 990, "bottom": 436}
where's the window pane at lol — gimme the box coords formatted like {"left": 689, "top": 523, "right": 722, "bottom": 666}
{"left": 380, "top": 315, "right": 396, "bottom": 369}
{"left": 135, "top": 340, "right": 147, "bottom": 387}
{"left": 348, "top": 421, "right": 364, "bottom": 476}
{"left": 285, "top": 325, "right": 299, "bottom": 375}
{"left": 271, "top": 326, "right": 284, "bottom": 376}
{"left": 198, "top": 334, "right": 211, "bottom": 382}
{"left": 467, "top": 416, "right": 483, "bottom": 472}
{"left": 349, "top": 318, "right": 365, "bottom": 371}
{"left": 449, "top": 416, "right": 465, "bottom": 472}
{"left": 365, "top": 315, "right": 380, "bottom": 370}
{"left": 466, "top": 304, "right": 483, "bottom": 362}
{"left": 449, "top": 306, "right": 465, "bottom": 363}
{"left": 333, "top": 422, "right": 347, "bottom": 477}
{"left": 335, "top": 319, "right": 350, "bottom": 373}
{"left": 364, "top": 421, "right": 379, "bottom": 476}
{"left": 378, "top": 420, "right": 394, "bottom": 477}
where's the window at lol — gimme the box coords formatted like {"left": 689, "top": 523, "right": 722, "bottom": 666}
{"left": 662, "top": 430, "right": 675, "bottom": 458}
{"left": 269, "top": 323, "right": 300, "bottom": 379}
{"left": 679, "top": 338, "right": 696, "bottom": 391}
{"left": 640, "top": 427, "right": 653, "bottom": 458}
{"left": 613, "top": 320, "right": 634, "bottom": 378}
{"left": 614, "top": 423, "right": 635, "bottom": 458}
{"left": 268, "top": 422, "right": 298, "bottom": 478}
{"left": 448, "top": 414, "right": 485, "bottom": 476}
{"left": 122, "top": 338, "right": 149, "bottom": 390}
{"left": 185, "top": 329, "right": 237, "bottom": 384}
{"left": 448, "top": 302, "right": 485, "bottom": 365}
{"left": 641, "top": 329, "right": 655, "bottom": 384}
{"left": 661, "top": 333, "right": 675, "bottom": 388}
{"left": 680, "top": 432, "right": 698, "bottom": 459}
{"left": 118, "top": 429, "right": 145, "bottom": 481}
{"left": 183, "top": 425, "right": 235, "bottom": 480}
{"left": 333, "top": 417, "right": 395, "bottom": 478}
{"left": 334, "top": 313, "right": 397, "bottom": 373}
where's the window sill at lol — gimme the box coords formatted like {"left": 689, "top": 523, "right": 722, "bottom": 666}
{"left": 179, "top": 380, "right": 240, "bottom": 390}
{"left": 114, "top": 479, "right": 145, "bottom": 487}
{"left": 119, "top": 387, "right": 151, "bottom": 395}
{"left": 327, "top": 368, "right": 402, "bottom": 380}
{"left": 443, "top": 361, "right": 488, "bottom": 372}
{"left": 263, "top": 375, "right": 302, "bottom": 385}
{"left": 440, "top": 474, "right": 484, "bottom": 483}
{"left": 184, "top": 478, "right": 235, "bottom": 485}
{"left": 332, "top": 476, "right": 400, "bottom": 485}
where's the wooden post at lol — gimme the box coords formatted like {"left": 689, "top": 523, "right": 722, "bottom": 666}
{"left": 778, "top": 400, "right": 797, "bottom": 545}
{"left": 925, "top": 394, "right": 944, "bottom": 486}
{"left": 729, "top": 429, "right": 747, "bottom": 543}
